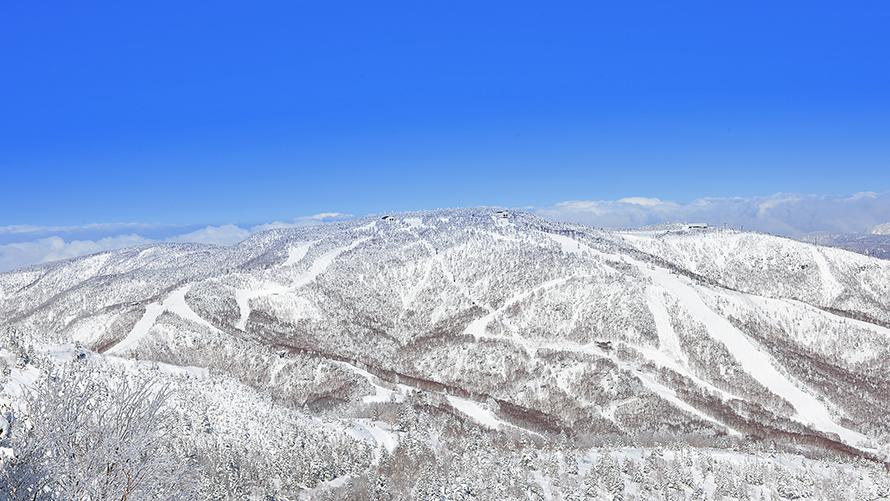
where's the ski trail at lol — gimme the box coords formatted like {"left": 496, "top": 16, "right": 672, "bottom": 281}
{"left": 463, "top": 274, "right": 576, "bottom": 343}
{"left": 454, "top": 230, "right": 792, "bottom": 439}
{"left": 446, "top": 395, "right": 544, "bottom": 438}
{"left": 350, "top": 420, "right": 398, "bottom": 454}
{"left": 234, "top": 283, "right": 289, "bottom": 330}
{"left": 635, "top": 371, "right": 741, "bottom": 436}
{"left": 331, "top": 358, "right": 542, "bottom": 437}
{"left": 472, "top": 333, "right": 741, "bottom": 436}
{"left": 601, "top": 397, "right": 636, "bottom": 429}
{"left": 332, "top": 360, "right": 409, "bottom": 404}
{"left": 434, "top": 249, "right": 495, "bottom": 315}
{"left": 642, "top": 265, "right": 868, "bottom": 447}
{"left": 645, "top": 285, "right": 687, "bottom": 366}
{"left": 108, "top": 302, "right": 165, "bottom": 354}
{"left": 541, "top": 231, "right": 628, "bottom": 266}
{"left": 353, "top": 220, "right": 377, "bottom": 232}
{"left": 165, "top": 285, "right": 223, "bottom": 333}
{"left": 811, "top": 247, "right": 843, "bottom": 304}
{"left": 236, "top": 238, "right": 369, "bottom": 330}
{"left": 640, "top": 285, "right": 743, "bottom": 403}
{"left": 635, "top": 345, "right": 739, "bottom": 402}
{"left": 282, "top": 241, "right": 315, "bottom": 267}
{"left": 290, "top": 237, "right": 369, "bottom": 290}
{"left": 396, "top": 244, "right": 435, "bottom": 321}
{"left": 110, "top": 285, "right": 223, "bottom": 354}
{"left": 544, "top": 232, "right": 589, "bottom": 255}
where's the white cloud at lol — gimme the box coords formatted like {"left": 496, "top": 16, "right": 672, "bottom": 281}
{"left": 0, "top": 212, "right": 349, "bottom": 272}
{"left": 0, "top": 234, "right": 154, "bottom": 272}
{"left": 538, "top": 192, "right": 890, "bottom": 235}
{"left": 166, "top": 224, "right": 251, "bottom": 246}
{"left": 0, "top": 222, "right": 169, "bottom": 236}
{"left": 618, "top": 197, "right": 667, "bottom": 207}
{"left": 304, "top": 212, "right": 351, "bottom": 221}
{"left": 250, "top": 212, "right": 353, "bottom": 232}
{"left": 0, "top": 225, "right": 254, "bottom": 272}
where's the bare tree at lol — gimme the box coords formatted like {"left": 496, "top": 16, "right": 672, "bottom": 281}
{"left": 0, "top": 363, "right": 196, "bottom": 500}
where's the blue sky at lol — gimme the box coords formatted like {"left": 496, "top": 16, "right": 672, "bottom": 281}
{"left": 1, "top": 1, "right": 890, "bottom": 269}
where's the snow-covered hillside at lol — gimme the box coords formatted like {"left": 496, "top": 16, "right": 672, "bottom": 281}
{"left": 2, "top": 209, "right": 889, "bottom": 499}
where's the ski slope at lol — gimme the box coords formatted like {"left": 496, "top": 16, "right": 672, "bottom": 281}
{"left": 641, "top": 265, "right": 868, "bottom": 448}
{"left": 235, "top": 237, "right": 370, "bottom": 330}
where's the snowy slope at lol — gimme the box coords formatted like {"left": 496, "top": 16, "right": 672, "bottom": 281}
{"left": 2, "top": 209, "right": 889, "bottom": 498}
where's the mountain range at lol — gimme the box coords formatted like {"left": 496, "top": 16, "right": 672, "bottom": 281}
{"left": 2, "top": 208, "right": 889, "bottom": 499}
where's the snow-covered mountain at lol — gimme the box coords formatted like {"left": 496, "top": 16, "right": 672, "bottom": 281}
{"left": 2, "top": 209, "right": 889, "bottom": 499}
{"left": 803, "top": 232, "right": 890, "bottom": 260}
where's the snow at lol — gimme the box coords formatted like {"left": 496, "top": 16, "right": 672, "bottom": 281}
{"left": 645, "top": 285, "right": 687, "bottom": 366}
{"left": 512, "top": 336, "right": 742, "bottom": 435}
{"left": 106, "top": 301, "right": 166, "bottom": 354}
{"left": 105, "top": 355, "right": 209, "bottom": 378}
{"left": 333, "top": 360, "right": 408, "bottom": 404}
{"left": 446, "top": 395, "right": 506, "bottom": 430}
{"left": 353, "top": 221, "right": 377, "bottom": 232}
{"left": 477, "top": 229, "right": 520, "bottom": 243}
{"left": 703, "top": 287, "right": 890, "bottom": 366}
{"left": 446, "top": 395, "right": 542, "bottom": 437}
{"left": 6, "top": 208, "right": 890, "bottom": 481}
{"left": 811, "top": 247, "right": 843, "bottom": 303}
{"left": 68, "top": 312, "right": 125, "bottom": 345}
{"left": 402, "top": 217, "right": 423, "bottom": 230}
{"left": 234, "top": 282, "right": 288, "bottom": 330}
{"left": 235, "top": 236, "right": 370, "bottom": 329}
{"left": 297, "top": 475, "right": 354, "bottom": 500}
{"left": 283, "top": 241, "right": 314, "bottom": 267}
{"left": 351, "top": 419, "right": 398, "bottom": 453}
{"left": 292, "top": 237, "right": 369, "bottom": 290}
{"left": 339, "top": 353, "right": 542, "bottom": 437}
{"left": 458, "top": 253, "right": 867, "bottom": 445}
{"left": 42, "top": 343, "right": 79, "bottom": 362}
{"left": 164, "top": 285, "right": 222, "bottom": 332}
{"left": 465, "top": 300, "right": 747, "bottom": 437}
{"left": 264, "top": 295, "right": 322, "bottom": 324}
{"left": 110, "top": 285, "right": 222, "bottom": 353}
{"left": 493, "top": 214, "right": 515, "bottom": 228}
{"left": 1, "top": 350, "right": 40, "bottom": 400}
{"left": 434, "top": 251, "right": 495, "bottom": 314}
{"left": 531, "top": 470, "right": 554, "bottom": 500}
{"left": 542, "top": 231, "right": 632, "bottom": 269}
{"left": 601, "top": 397, "right": 636, "bottom": 427}
{"left": 635, "top": 371, "right": 741, "bottom": 436}
{"left": 464, "top": 275, "right": 575, "bottom": 338}
{"left": 543, "top": 232, "right": 588, "bottom": 255}
{"left": 642, "top": 265, "right": 869, "bottom": 448}
{"left": 396, "top": 254, "right": 434, "bottom": 313}
{"left": 636, "top": 345, "right": 739, "bottom": 402}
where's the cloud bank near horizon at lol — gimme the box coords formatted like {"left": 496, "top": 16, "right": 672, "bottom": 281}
{"left": 537, "top": 192, "right": 890, "bottom": 236}
{"left": 1, "top": 194, "right": 888, "bottom": 272}
{"left": 0, "top": 213, "right": 349, "bottom": 272}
